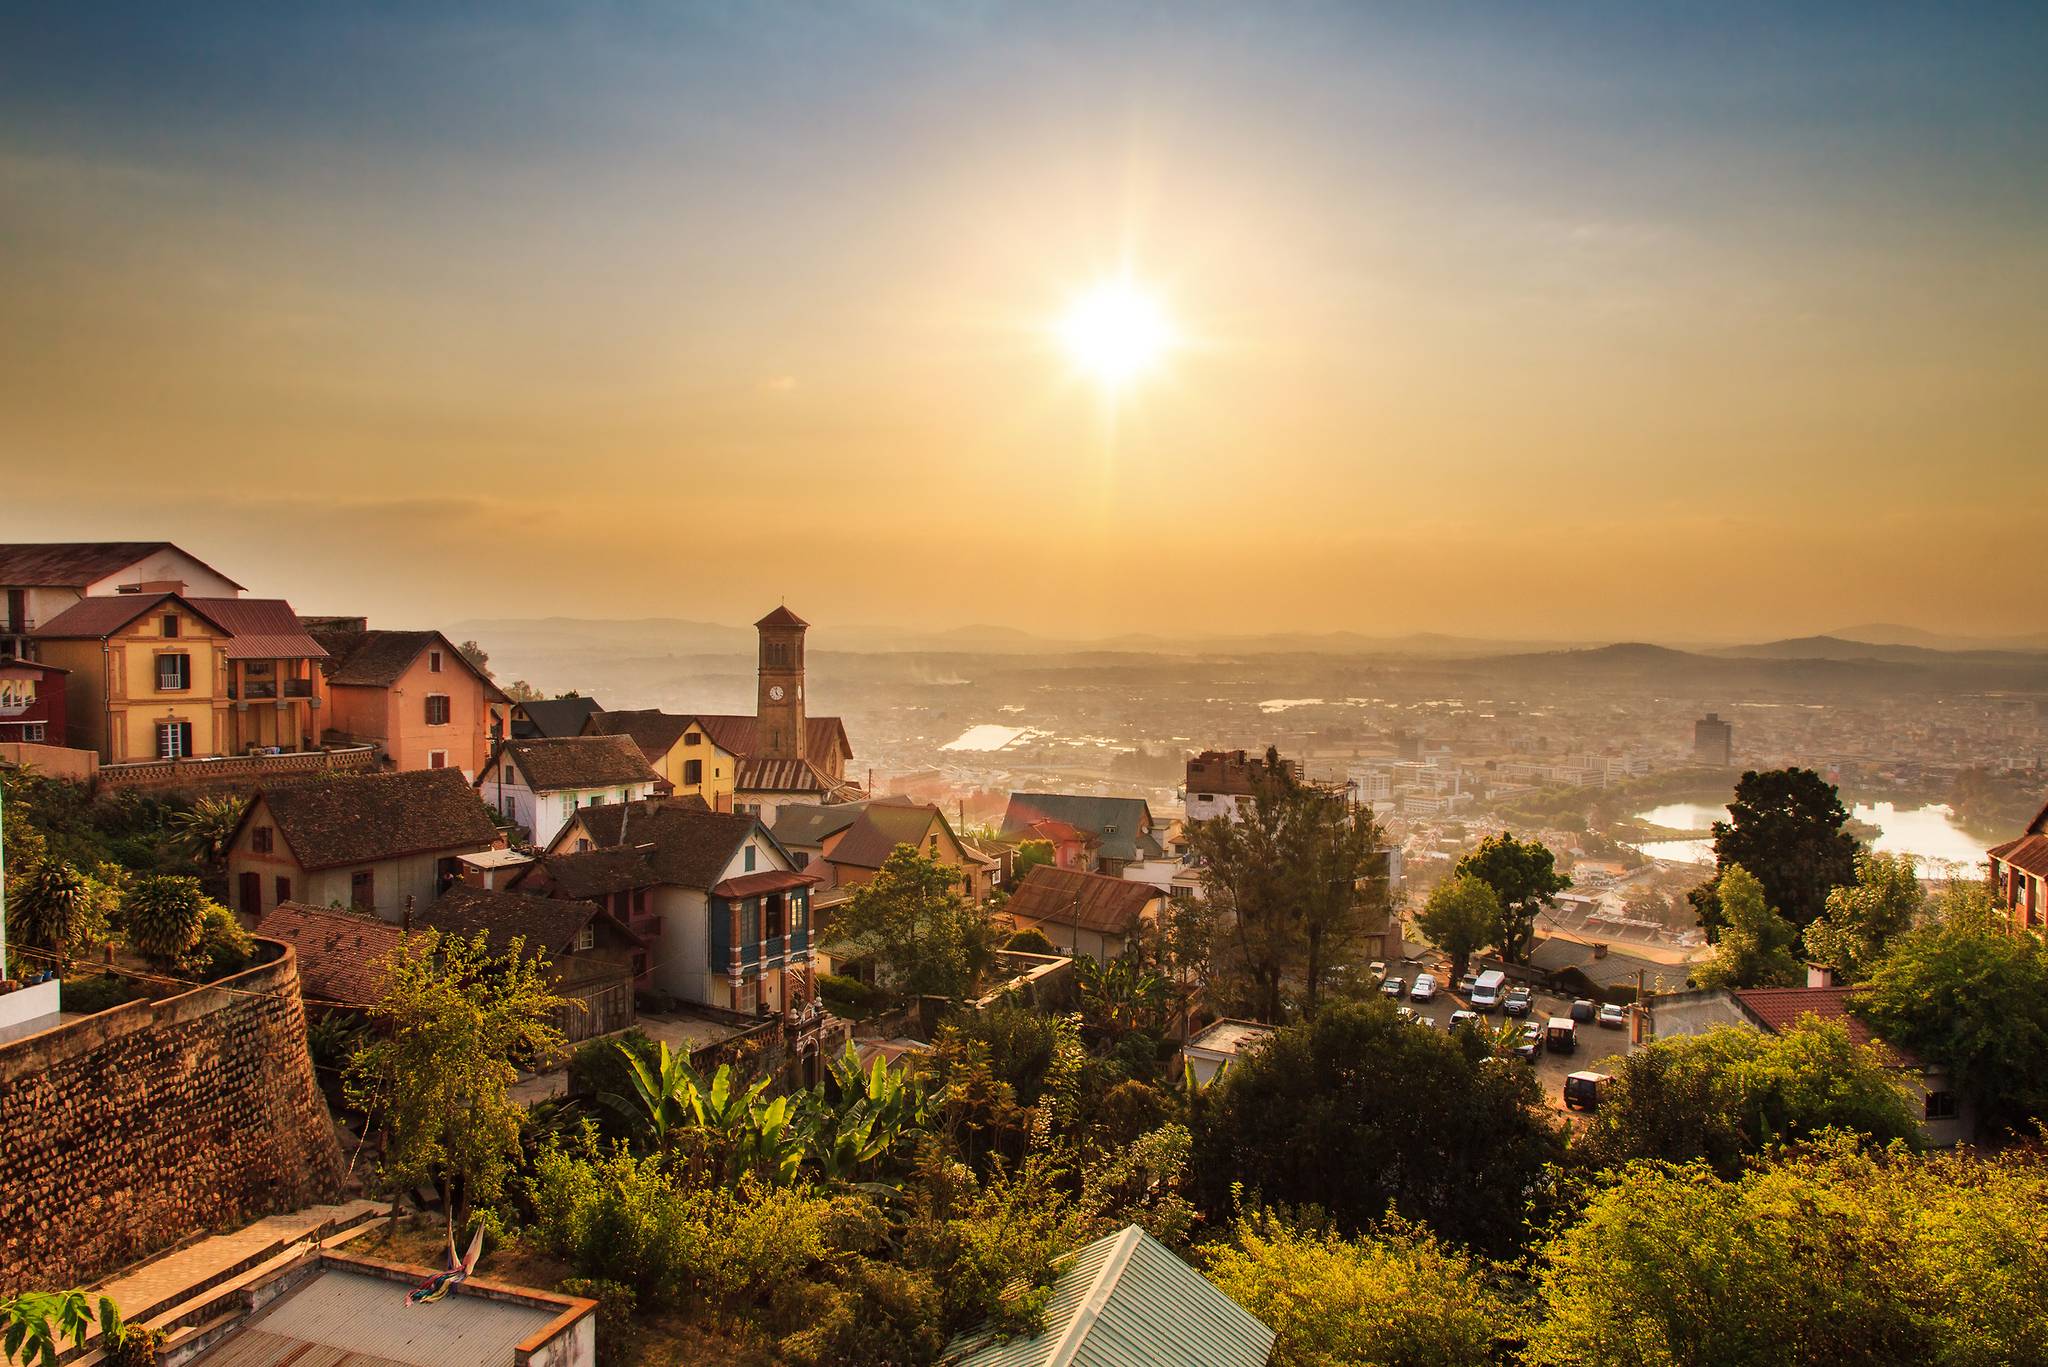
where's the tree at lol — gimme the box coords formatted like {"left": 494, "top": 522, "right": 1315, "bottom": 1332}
{"left": 830, "top": 844, "right": 1000, "bottom": 999}
{"left": 1191, "top": 999, "right": 1560, "bottom": 1256}
{"left": 1416, "top": 873, "right": 1501, "bottom": 984}
{"left": 1185, "top": 755, "right": 1390, "bottom": 1021}
{"left": 1526, "top": 1139, "right": 2048, "bottom": 1366}
{"left": 1691, "top": 863, "right": 1801, "bottom": 990}
{"left": 1697, "top": 767, "right": 1858, "bottom": 936}
{"left": 504, "top": 679, "right": 542, "bottom": 703}
{"left": 2, "top": 1291, "right": 129, "bottom": 1367}
{"left": 1452, "top": 831, "right": 1569, "bottom": 962}
{"left": 1577, "top": 1019, "right": 1920, "bottom": 1177}
{"left": 1009, "top": 838, "right": 1056, "bottom": 887}
{"left": 171, "top": 795, "right": 246, "bottom": 873}
{"left": 1802, "top": 850, "right": 1923, "bottom": 982}
{"left": 456, "top": 639, "right": 493, "bottom": 677}
{"left": 1854, "top": 892, "right": 2048, "bottom": 1133}
{"left": 117, "top": 873, "right": 208, "bottom": 968}
{"left": 1202, "top": 1210, "right": 1508, "bottom": 1367}
{"left": 5, "top": 859, "right": 114, "bottom": 970}
{"left": 346, "top": 928, "right": 564, "bottom": 1228}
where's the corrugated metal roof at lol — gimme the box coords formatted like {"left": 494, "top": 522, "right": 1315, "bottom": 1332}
{"left": 198, "top": 1267, "right": 559, "bottom": 1366}
{"left": 945, "top": 1226, "right": 1274, "bottom": 1367}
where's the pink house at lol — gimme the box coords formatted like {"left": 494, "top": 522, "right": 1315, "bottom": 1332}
{"left": 304, "top": 620, "right": 509, "bottom": 782}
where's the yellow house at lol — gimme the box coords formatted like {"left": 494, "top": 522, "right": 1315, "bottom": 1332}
{"left": 33, "top": 592, "right": 327, "bottom": 762}
{"left": 582, "top": 708, "right": 739, "bottom": 812}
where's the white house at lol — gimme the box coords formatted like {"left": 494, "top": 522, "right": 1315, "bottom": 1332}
{"left": 480, "top": 734, "right": 661, "bottom": 849}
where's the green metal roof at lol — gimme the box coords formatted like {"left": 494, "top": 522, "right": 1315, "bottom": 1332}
{"left": 943, "top": 1226, "right": 1275, "bottom": 1367}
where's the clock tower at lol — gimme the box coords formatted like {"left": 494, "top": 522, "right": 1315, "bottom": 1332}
{"left": 755, "top": 605, "right": 808, "bottom": 761}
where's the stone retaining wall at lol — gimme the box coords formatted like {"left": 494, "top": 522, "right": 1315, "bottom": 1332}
{"left": 0, "top": 939, "right": 345, "bottom": 1289}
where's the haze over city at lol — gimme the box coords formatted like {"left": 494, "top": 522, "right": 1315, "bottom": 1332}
{"left": 5, "top": 1, "right": 2046, "bottom": 640}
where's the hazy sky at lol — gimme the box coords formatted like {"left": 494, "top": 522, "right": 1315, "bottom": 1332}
{"left": 3, "top": 2, "right": 2044, "bottom": 641}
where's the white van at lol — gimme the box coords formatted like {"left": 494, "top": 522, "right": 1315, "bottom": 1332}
{"left": 1470, "top": 969, "right": 1507, "bottom": 1010}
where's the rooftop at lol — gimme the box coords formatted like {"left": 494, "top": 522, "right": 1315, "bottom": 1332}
{"left": 1006, "top": 864, "right": 1160, "bottom": 936}
{"left": 252, "top": 768, "right": 500, "bottom": 870}
{"left": 0, "top": 540, "right": 244, "bottom": 590}
{"left": 499, "top": 734, "right": 661, "bottom": 792}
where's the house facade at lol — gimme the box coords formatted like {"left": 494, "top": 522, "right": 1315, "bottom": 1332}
{"left": 1184, "top": 748, "right": 1303, "bottom": 823}
{"left": 0, "top": 541, "right": 244, "bottom": 661}
{"left": 33, "top": 593, "right": 327, "bottom": 762}
{"left": 582, "top": 708, "right": 740, "bottom": 810}
{"left": 305, "top": 621, "right": 510, "bottom": 780}
{"left": 772, "top": 798, "right": 991, "bottom": 901}
{"left": 479, "top": 734, "right": 662, "bottom": 849}
{"left": 225, "top": 768, "right": 501, "bottom": 922}
{"left": 1987, "top": 798, "right": 2048, "bottom": 936}
{"left": 0, "top": 658, "right": 67, "bottom": 745}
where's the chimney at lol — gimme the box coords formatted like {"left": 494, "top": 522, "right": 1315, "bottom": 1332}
{"left": 1807, "top": 963, "right": 1837, "bottom": 988}
{"left": 1591, "top": 942, "right": 1608, "bottom": 960}
{"left": 402, "top": 894, "right": 414, "bottom": 934}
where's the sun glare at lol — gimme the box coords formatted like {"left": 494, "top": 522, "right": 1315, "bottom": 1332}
{"left": 1056, "top": 278, "right": 1174, "bottom": 388}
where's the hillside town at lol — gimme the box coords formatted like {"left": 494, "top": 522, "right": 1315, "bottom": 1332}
{"left": 2, "top": 538, "right": 2045, "bottom": 1365}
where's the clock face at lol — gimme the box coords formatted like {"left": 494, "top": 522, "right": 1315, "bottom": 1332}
{"left": 768, "top": 685, "right": 785, "bottom": 701}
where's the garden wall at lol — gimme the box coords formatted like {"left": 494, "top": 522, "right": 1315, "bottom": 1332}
{"left": 0, "top": 939, "right": 345, "bottom": 1288}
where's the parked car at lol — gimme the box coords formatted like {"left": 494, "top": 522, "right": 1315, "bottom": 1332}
{"left": 1395, "top": 1005, "right": 1416, "bottom": 1022}
{"left": 1470, "top": 969, "right": 1508, "bottom": 1011}
{"left": 1457, "top": 973, "right": 1479, "bottom": 996}
{"left": 1569, "top": 998, "right": 1598, "bottom": 1023}
{"left": 1410, "top": 973, "right": 1438, "bottom": 1003}
{"left": 1515, "top": 1024, "right": 1543, "bottom": 1063}
{"left": 1449, "top": 1009, "right": 1480, "bottom": 1030}
{"left": 1598, "top": 1003, "right": 1628, "bottom": 1029}
{"left": 1368, "top": 960, "right": 1388, "bottom": 984}
{"left": 1564, "top": 1070, "right": 1610, "bottom": 1111}
{"left": 1381, "top": 976, "right": 1406, "bottom": 998}
{"left": 1546, "top": 1017, "right": 1578, "bottom": 1054}
{"left": 1502, "top": 987, "right": 1534, "bottom": 1017}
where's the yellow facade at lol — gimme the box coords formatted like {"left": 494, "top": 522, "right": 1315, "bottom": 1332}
{"left": 659, "top": 722, "right": 738, "bottom": 811}
{"left": 38, "top": 603, "right": 231, "bottom": 761}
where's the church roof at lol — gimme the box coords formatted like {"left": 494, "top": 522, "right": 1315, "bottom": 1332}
{"left": 755, "top": 605, "right": 809, "bottom": 629}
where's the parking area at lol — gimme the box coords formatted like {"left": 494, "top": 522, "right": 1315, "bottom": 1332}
{"left": 1373, "top": 952, "right": 1639, "bottom": 1115}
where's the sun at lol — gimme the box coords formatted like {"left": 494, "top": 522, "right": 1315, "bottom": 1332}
{"left": 1056, "top": 277, "right": 1175, "bottom": 387}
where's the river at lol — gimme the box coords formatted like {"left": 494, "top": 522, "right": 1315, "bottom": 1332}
{"left": 1631, "top": 801, "right": 1985, "bottom": 876}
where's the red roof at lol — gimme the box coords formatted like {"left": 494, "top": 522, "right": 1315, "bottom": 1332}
{"left": 712, "top": 869, "right": 820, "bottom": 899}
{"left": 257, "top": 902, "right": 404, "bottom": 1008}
{"left": 35, "top": 592, "right": 228, "bottom": 640}
{"left": 0, "top": 542, "right": 244, "bottom": 591}
{"left": 1733, "top": 985, "right": 1920, "bottom": 1065}
{"left": 1006, "top": 864, "right": 1161, "bottom": 936}
{"left": 755, "top": 605, "right": 809, "bottom": 629}
{"left": 692, "top": 713, "right": 853, "bottom": 763}
{"left": 1990, "top": 834, "right": 2048, "bottom": 880}
{"left": 183, "top": 598, "right": 327, "bottom": 660}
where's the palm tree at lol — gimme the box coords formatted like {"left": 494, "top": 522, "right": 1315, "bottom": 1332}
{"left": 7, "top": 861, "right": 110, "bottom": 970}
{"left": 172, "top": 796, "right": 245, "bottom": 874}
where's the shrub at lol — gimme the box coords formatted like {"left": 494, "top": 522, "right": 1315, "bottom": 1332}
{"left": 5, "top": 860, "right": 115, "bottom": 969}
{"left": 118, "top": 875, "right": 207, "bottom": 967}
{"left": 59, "top": 974, "right": 138, "bottom": 1016}
{"left": 557, "top": 1278, "right": 637, "bottom": 1367}
{"left": 818, "top": 972, "right": 884, "bottom": 1016}
{"left": 779, "top": 1259, "right": 948, "bottom": 1367}
{"left": 180, "top": 899, "right": 254, "bottom": 980}
{"left": 1004, "top": 927, "right": 1058, "bottom": 955}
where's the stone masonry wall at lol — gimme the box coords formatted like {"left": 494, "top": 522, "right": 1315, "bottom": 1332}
{"left": 0, "top": 939, "right": 345, "bottom": 1289}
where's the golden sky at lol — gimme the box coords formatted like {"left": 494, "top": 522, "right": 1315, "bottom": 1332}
{"left": 2, "top": 3, "right": 2044, "bottom": 641}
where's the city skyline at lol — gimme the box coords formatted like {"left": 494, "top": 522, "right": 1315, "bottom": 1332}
{"left": 3, "top": 2, "right": 2045, "bottom": 639}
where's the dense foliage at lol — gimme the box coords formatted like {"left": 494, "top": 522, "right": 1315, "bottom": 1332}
{"left": 1691, "top": 863, "right": 1802, "bottom": 990}
{"left": 1803, "top": 850, "right": 1923, "bottom": 982}
{"left": 1695, "top": 767, "right": 1859, "bottom": 935}
{"left": 1191, "top": 999, "right": 1560, "bottom": 1256}
{"left": 1451, "top": 831, "right": 1570, "bottom": 962}
{"left": 1414, "top": 872, "right": 1501, "bottom": 984}
{"left": 829, "top": 845, "right": 1002, "bottom": 999}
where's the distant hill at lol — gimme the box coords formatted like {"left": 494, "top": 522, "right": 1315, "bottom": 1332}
{"left": 1827, "top": 623, "right": 2048, "bottom": 652}
{"left": 1718, "top": 635, "right": 2048, "bottom": 665}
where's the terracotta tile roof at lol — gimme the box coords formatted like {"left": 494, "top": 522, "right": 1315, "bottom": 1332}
{"left": 1007, "top": 864, "right": 1160, "bottom": 936}
{"left": 34, "top": 592, "right": 227, "bottom": 640}
{"left": 254, "top": 768, "right": 499, "bottom": 870}
{"left": 500, "top": 735, "right": 661, "bottom": 792}
{"left": 829, "top": 801, "right": 948, "bottom": 871}
{"left": 736, "top": 756, "right": 863, "bottom": 800}
{"left": 0, "top": 541, "right": 243, "bottom": 590}
{"left": 513, "top": 697, "right": 605, "bottom": 738}
{"left": 530, "top": 847, "right": 661, "bottom": 900}
{"left": 184, "top": 598, "right": 327, "bottom": 660}
{"left": 583, "top": 708, "right": 693, "bottom": 761}
{"left": 311, "top": 627, "right": 509, "bottom": 700}
{"left": 1989, "top": 834, "right": 2048, "bottom": 880}
{"left": 755, "top": 605, "right": 809, "bottom": 629}
{"left": 692, "top": 713, "right": 853, "bottom": 763}
{"left": 256, "top": 902, "right": 404, "bottom": 1008}
{"left": 1731, "top": 985, "right": 1919, "bottom": 1064}
{"left": 419, "top": 883, "right": 605, "bottom": 957}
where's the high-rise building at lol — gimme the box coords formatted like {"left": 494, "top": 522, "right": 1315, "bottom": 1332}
{"left": 1694, "top": 712, "right": 1733, "bottom": 766}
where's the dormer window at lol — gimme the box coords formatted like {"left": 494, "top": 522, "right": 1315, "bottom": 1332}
{"left": 161, "top": 614, "right": 180, "bottom": 638}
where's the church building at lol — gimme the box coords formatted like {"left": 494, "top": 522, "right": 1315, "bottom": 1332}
{"left": 688, "top": 606, "right": 861, "bottom": 818}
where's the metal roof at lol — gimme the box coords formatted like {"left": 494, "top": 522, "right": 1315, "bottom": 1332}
{"left": 196, "top": 1267, "right": 559, "bottom": 1366}
{"left": 944, "top": 1225, "right": 1274, "bottom": 1367}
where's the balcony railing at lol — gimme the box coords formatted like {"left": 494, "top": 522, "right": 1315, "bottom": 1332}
{"left": 98, "top": 743, "right": 377, "bottom": 790}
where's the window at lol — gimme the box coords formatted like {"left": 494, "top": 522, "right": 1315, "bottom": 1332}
{"left": 252, "top": 825, "right": 273, "bottom": 854}
{"left": 156, "top": 720, "right": 193, "bottom": 758}
{"left": 161, "top": 613, "right": 180, "bottom": 638}
{"left": 744, "top": 845, "right": 757, "bottom": 871}
{"left": 275, "top": 875, "right": 292, "bottom": 904}
{"left": 765, "top": 896, "right": 785, "bottom": 939}
{"left": 23, "top": 723, "right": 43, "bottom": 742}
{"left": 587, "top": 793, "right": 605, "bottom": 807}
{"left": 429, "top": 649, "right": 443, "bottom": 673}
{"left": 576, "top": 838, "right": 591, "bottom": 852}
{"left": 684, "top": 732, "right": 701, "bottom": 746}
{"left": 429, "top": 750, "right": 447, "bottom": 769}
{"left": 503, "top": 761, "right": 517, "bottom": 784}
{"left": 928, "top": 835, "right": 940, "bottom": 856}
{"left": 683, "top": 758, "right": 702, "bottom": 786}
{"left": 424, "top": 694, "right": 451, "bottom": 726}
{"left": 350, "top": 869, "right": 375, "bottom": 910}
{"left": 793, "top": 851, "right": 810, "bottom": 869}
{"left": 1925, "top": 1091, "right": 1960, "bottom": 1121}
{"left": 574, "top": 925, "right": 595, "bottom": 952}
{"left": 157, "top": 653, "right": 191, "bottom": 692}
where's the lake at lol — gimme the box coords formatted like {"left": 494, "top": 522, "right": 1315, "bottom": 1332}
{"left": 1631, "top": 801, "right": 1985, "bottom": 875}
